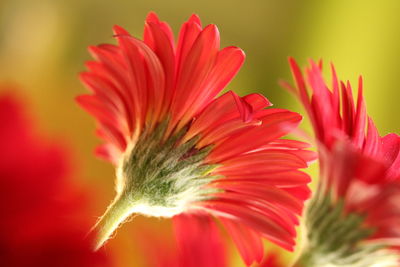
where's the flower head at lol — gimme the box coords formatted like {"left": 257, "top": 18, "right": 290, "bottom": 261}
{"left": 286, "top": 58, "right": 400, "bottom": 266}
{"left": 78, "top": 13, "right": 314, "bottom": 265}
{"left": 0, "top": 91, "right": 111, "bottom": 266}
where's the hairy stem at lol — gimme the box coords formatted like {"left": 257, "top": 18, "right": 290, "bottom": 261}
{"left": 91, "top": 194, "right": 134, "bottom": 251}
{"left": 292, "top": 248, "right": 319, "bottom": 267}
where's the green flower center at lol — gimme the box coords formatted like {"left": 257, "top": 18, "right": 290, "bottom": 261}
{"left": 117, "top": 120, "right": 219, "bottom": 217}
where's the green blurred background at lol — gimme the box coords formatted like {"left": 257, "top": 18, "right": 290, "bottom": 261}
{"left": 1, "top": 0, "right": 399, "bottom": 266}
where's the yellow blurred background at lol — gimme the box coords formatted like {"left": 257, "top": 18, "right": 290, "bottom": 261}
{"left": 1, "top": 0, "right": 399, "bottom": 266}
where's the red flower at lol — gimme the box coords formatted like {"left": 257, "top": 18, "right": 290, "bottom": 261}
{"left": 287, "top": 58, "right": 400, "bottom": 266}
{"left": 0, "top": 91, "right": 111, "bottom": 267}
{"left": 78, "top": 13, "right": 314, "bottom": 265}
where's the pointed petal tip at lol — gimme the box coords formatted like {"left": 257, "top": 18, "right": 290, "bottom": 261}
{"left": 309, "top": 58, "right": 320, "bottom": 70}
{"left": 256, "top": 94, "right": 272, "bottom": 107}
{"left": 74, "top": 94, "right": 85, "bottom": 104}
{"left": 289, "top": 111, "right": 303, "bottom": 122}
{"left": 78, "top": 71, "right": 87, "bottom": 82}
{"left": 288, "top": 56, "right": 298, "bottom": 66}
{"left": 286, "top": 245, "right": 295, "bottom": 252}
{"left": 279, "top": 79, "right": 296, "bottom": 94}
{"left": 146, "top": 11, "right": 160, "bottom": 23}
{"left": 358, "top": 75, "right": 363, "bottom": 90}
{"left": 74, "top": 94, "right": 94, "bottom": 110}
{"left": 203, "top": 23, "right": 220, "bottom": 37}
{"left": 188, "top": 14, "right": 202, "bottom": 26}
{"left": 318, "top": 58, "right": 323, "bottom": 69}
{"left": 288, "top": 57, "right": 301, "bottom": 73}
{"left": 225, "top": 46, "right": 246, "bottom": 60}
{"left": 87, "top": 45, "right": 99, "bottom": 56}
{"left": 112, "top": 25, "right": 129, "bottom": 36}
{"left": 244, "top": 92, "right": 273, "bottom": 108}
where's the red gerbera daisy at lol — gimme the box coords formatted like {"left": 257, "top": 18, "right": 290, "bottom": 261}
{"left": 0, "top": 91, "right": 111, "bottom": 267}
{"left": 286, "top": 58, "right": 400, "bottom": 266}
{"left": 77, "top": 13, "right": 314, "bottom": 265}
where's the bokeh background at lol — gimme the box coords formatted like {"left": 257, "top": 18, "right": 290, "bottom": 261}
{"left": 1, "top": 0, "right": 399, "bottom": 266}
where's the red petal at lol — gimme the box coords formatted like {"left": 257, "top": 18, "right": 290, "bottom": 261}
{"left": 185, "top": 47, "right": 245, "bottom": 120}
{"left": 211, "top": 170, "right": 311, "bottom": 187}
{"left": 184, "top": 91, "right": 269, "bottom": 144}
{"left": 171, "top": 24, "right": 220, "bottom": 131}
{"left": 207, "top": 111, "right": 302, "bottom": 163}
{"left": 352, "top": 76, "right": 367, "bottom": 147}
{"left": 144, "top": 12, "right": 175, "bottom": 50}
{"left": 114, "top": 27, "right": 167, "bottom": 128}
{"left": 381, "top": 133, "right": 400, "bottom": 180}
{"left": 202, "top": 200, "right": 295, "bottom": 250}
{"left": 76, "top": 95, "right": 127, "bottom": 151}
{"left": 217, "top": 150, "right": 308, "bottom": 174}
{"left": 288, "top": 58, "right": 312, "bottom": 118}
{"left": 144, "top": 19, "right": 175, "bottom": 119}
{"left": 281, "top": 185, "right": 311, "bottom": 200}
{"left": 220, "top": 219, "right": 263, "bottom": 266}
{"left": 210, "top": 193, "right": 299, "bottom": 233}
{"left": 215, "top": 183, "right": 304, "bottom": 214}
{"left": 243, "top": 93, "right": 272, "bottom": 110}
{"left": 95, "top": 144, "right": 121, "bottom": 165}
{"left": 173, "top": 213, "right": 226, "bottom": 267}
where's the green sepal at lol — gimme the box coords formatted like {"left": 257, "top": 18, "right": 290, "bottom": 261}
{"left": 121, "top": 120, "right": 219, "bottom": 210}
{"left": 295, "top": 193, "right": 399, "bottom": 267}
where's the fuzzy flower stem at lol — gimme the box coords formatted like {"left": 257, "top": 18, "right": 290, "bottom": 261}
{"left": 91, "top": 194, "right": 134, "bottom": 251}
{"left": 292, "top": 248, "right": 319, "bottom": 267}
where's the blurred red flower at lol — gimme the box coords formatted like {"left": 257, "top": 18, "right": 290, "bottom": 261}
{"left": 287, "top": 58, "right": 400, "bottom": 266}
{"left": 0, "top": 91, "right": 111, "bottom": 267}
{"left": 78, "top": 12, "right": 314, "bottom": 265}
